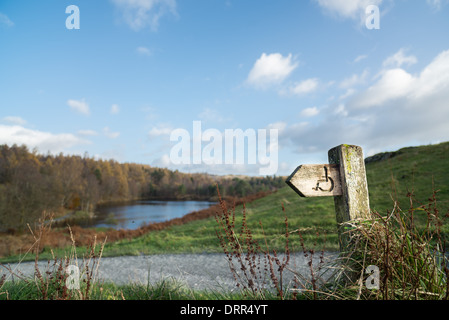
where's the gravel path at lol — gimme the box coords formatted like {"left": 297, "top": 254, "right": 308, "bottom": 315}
{"left": 1, "top": 252, "right": 337, "bottom": 292}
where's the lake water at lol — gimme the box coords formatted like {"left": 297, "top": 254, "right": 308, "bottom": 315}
{"left": 85, "top": 200, "right": 215, "bottom": 230}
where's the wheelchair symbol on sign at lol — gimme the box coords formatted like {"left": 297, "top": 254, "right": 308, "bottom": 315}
{"left": 313, "top": 166, "right": 335, "bottom": 193}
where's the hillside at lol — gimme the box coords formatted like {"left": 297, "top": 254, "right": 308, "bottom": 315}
{"left": 93, "top": 141, "right": 449, "bottom": 257}
{"left": 1, "top": 142, "right": 448, "bottom": 262}
{"left": 285, "top": 141, "right": 448, "bottom": 240}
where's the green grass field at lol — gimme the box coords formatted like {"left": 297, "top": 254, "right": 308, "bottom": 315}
{"left": 2, "top": 141, "right": 449, "bottom": 263}
{"left": 2, "top": 142, "right": 449, "bottom": 300}
{"left": 96, "top": 141, "right": 449, "bottom": 257}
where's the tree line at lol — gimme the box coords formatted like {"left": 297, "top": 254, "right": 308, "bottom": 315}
{"left": 0, "top": 144, "right": 285, "bottom": 232}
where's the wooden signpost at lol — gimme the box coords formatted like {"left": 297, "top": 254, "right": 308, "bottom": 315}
{"left": 286, "top": 144, "right": 371, "bottom": 251}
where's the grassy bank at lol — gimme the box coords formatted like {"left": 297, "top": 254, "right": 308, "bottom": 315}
{"left": 2, "top": 142, "right": 449, "bottom": 264}
{"left": 1, "top": 142, "right": 449, "bottom": 300}
{"left": 92, "top": 141, "right": 449, "bottom": 258}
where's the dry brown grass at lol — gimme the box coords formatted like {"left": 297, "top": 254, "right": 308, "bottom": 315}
{"left": 1, "top": 217, "right": 106, "bottom": 300}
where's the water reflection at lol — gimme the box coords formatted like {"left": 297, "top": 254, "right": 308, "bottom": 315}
{"left": 89, "top": 200, "right": 214, "bottom": 230}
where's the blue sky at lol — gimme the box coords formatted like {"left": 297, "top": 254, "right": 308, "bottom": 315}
{"left": 1, "top": 0, "right": 448, "bottom": 176}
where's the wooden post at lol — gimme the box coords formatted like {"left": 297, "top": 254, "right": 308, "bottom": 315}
{"left": 286, "top": 144, "right": 371, "bottom": 252}
{"left": 328, "top": 144, "right": 370, "bottom": 252}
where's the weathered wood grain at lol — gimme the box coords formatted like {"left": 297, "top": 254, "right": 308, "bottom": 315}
{"left": 286, "top": 164, "right": 342, "bottom": 198}
{"left": 286, "top": 144, "right": 371, "bottom": 254}
{"left": 328, "top": 144, "right": 371, "bottom": 251}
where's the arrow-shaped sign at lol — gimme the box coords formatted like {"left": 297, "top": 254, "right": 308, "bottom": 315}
{"left": 286, "top": 145, "right": 370, "bottom": 256}
{"left": 286, "top": 164, "right": 342, "bottom": 198}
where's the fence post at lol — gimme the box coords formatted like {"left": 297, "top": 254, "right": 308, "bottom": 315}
{"left": 328, "top": 144, "right": 371, "bottom": 252}
{"left": 286, "top": 144, "right": 371, "bottom": 252}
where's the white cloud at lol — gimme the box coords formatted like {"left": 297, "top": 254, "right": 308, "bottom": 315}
{"left": 339, "top": 88, "right": 357, "bottom": 100}
{"left": 340, "top": 70, "right": 369, "bottom": 89}
{"left": 148, "top": 124, "right": 173, "bottom": 138}
{"left": 110, "top": 104, "right": 120, "bottom": 114}
{"left": 358, "top": 48, "right": 449, "bottom": 107}
{"left": 136, "top": 46, "right": 152, "bottom": 56}
{"left": 267, "top": 121, "right": 288, "bottom": 132}
{"left": 151, "top": 154, "right": 171, "bottom": 168}
{"left": 383, "top": 48, "right": 418, "bottom": 68}
{"left": 314, "top": 0, "right": 383, "bottom": 24}
{"left": 410, "top": 49, "right": 449, "bottom": 99}
{"left": 288, "top": 78, "right": 319, "bottom": 95}
{"left": 354, "top": 54, "right": 368, "bottom": 63}
{"left": 300, "top": 107, "right": 320, "bottom": 117}
{"left": 111, "top": 0, "right": 177, "bottom": 32}
{"left": 350, "top": 49, "right": 449, "bottom": 109}
{"left": 2, "top": 116, "right": 27, "bottom": 126}
{"left": 0, "top": 125, "right": 90, "bottom": 153}
{"left": 334, "top": 103, "right": 348, "bottom": 116}
{"left": 67, "top": 99, "right": 90, "bottom": 115}
{"left": 247, "top": 53, "right": 298, "bottom": 88}
{"left": 0, "top": 12, "right": 14, "bottom": 27}
{"left": 350, "top": 68, "right": 415, "bottom": 109}
{"left": 277, "top": 49, "right": 449, "bottom": 162}
{"left": 317, "top": 0, "right": 446, "bottom": 21}
{"left": 103, "top": 127, "right": 120, "bottom": 139}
